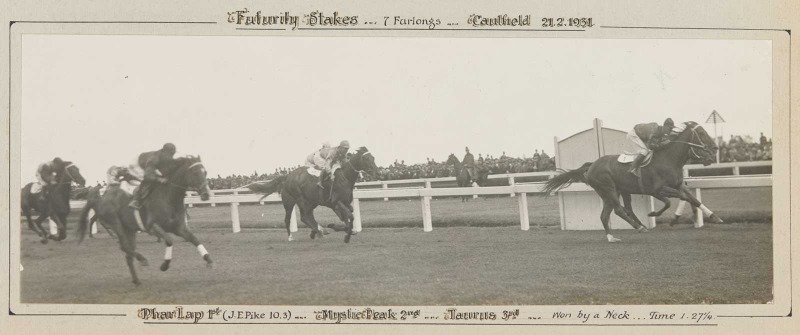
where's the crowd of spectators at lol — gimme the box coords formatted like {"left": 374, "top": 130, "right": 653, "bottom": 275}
{"left": 201, "top": 132, "right": 773, "bottom": 189}
{"left": 204, "top": 150, "right": 556, "bottom": 189}
{"left": 718, "top": 133, "right": 772, "bottom": 163}
{"left": 366, "top": 150, "right": 555, "bottom": 182}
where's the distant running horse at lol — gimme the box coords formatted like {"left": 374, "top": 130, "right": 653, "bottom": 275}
{"left": 446, "top": 154, "right": 489, "bottom": 202}
{"left": 248, "top": 147, "right": 377, "bottom": 243}
{"left": 78, "top": 156, "right": 212, "bottom": 286}
{"left": 21, "top": 161, "right": 86, "bottom": 243}
{"left": 543, "top": 121, "right": 721, "bottom": 242}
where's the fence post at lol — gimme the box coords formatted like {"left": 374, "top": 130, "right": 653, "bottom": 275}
{"left": 472, "top": 182, "right": 479, "bottom": 199}
{"left": 694, "top": 188, "right": 704, "bottom": 228}
{"left": 518, "top": 192, "right": 529, "bottom": 230}
{"left": 89, "top": 209, "right": 98, "bottom": 235}
{"left": 422, "top": 195, "right": 433, "bottom": 232}
{"left": 422, "top": 181, "right": 432, "bottom": 232}
{"left": 352, "top": 198, "right": 362, "bottom": 233}
{"left": 733, "top": 166, "right": 740, "bottom": 175}
{"left": 231, "top": 190, "right": 241, "bottom": 233}
{"left": 383, "top": 183, "right": 389, "bottom": 201}
{"left": 508, "top": 176, "right": 516, "bottom": 197}
{"left": 289, "top": 205, "right": 299, "bottom": 232}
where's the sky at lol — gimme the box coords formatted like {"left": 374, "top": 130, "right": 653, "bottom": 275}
{"left": 20, "top": 35, "right": 772, "bottom": 185}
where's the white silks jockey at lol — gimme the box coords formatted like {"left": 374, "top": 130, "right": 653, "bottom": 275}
{"left": 305, "top": 140, "right": 350, "bottom": 189}
{"left": 105, "top": 165, "right": 141, "bottom": 194}
{"left": 32, "top": 157, "right": 65, "bottom": 200}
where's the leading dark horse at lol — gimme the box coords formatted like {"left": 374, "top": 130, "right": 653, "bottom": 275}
{"left": 543, "top": 121, "right": 721, "bottom": 242}
{"left": 446, "top": 153, "right": 489, "bottom": 202}
{"left": 248, "top": 147, "right": 377, "bottom": 243}
{"left": 77, "top": 156, "right": 212, "bottom": 286}
{"left": 21, "top": 161, "right": 86, "bottom": 243}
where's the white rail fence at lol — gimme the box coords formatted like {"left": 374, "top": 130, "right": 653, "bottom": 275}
{"left": 67, "top": 161, "right": 772, "bottom": 235}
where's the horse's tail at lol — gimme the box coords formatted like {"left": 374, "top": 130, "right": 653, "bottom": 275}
{"left": 246, "top": 176, "right": 287, "bottom": 201}
{"left": 76, "top": 200, "right": 93, "bottom": 244}
{"left": 542, "top": 162, "right": 593, "bottom": 196}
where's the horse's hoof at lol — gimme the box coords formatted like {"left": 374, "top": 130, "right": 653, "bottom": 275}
{"left": 344, "top": 234, "right": 351, "bottom": 243}
{"left": 140, "top": 259, "right": 149, "bottom": 266}
{"left": 288, "top": 236, "right": 294, "bottom": 242}
{"left": 40, "top": 238, "right": 48, "bottom": 244}
{"left": 160, "top": 261, "right": 170, "bottom": 272}
{"left": 203, "top": 254, "right": 213, "bottom": 266}
{"left": 647, "top": 211, "right": 659, "bottom": 217}
{"left": 637, "top": 227, "right": 649, "bottom": 233}
{"left": 133, "top": 280, "right": 141, "bottom": 286}
{"left": 607, "top": 235, "right": 622, "bottom": 243}
{"left": 206, "top": 262, "right": 213, "bottom": 268}
{"left": 709, "top": 214, "right": 724, "bottom": 224}
{"left": 322, "top": 229, "right": 330, "bottom": 235}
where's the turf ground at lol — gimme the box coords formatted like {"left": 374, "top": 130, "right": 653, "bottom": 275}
{"left": 19, "top": 187, "right": 773, "bottom": 305}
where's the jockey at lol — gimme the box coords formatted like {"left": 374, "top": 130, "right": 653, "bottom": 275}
{"left": 625, "top": 118, "right": 675, "bottom": 176}
{"left": 128, "top": 143, "right": 177, "bottom": 209}
{"left": 306, "top": 140, "right": 350, "bottom": 189}
{"left": 106, "top": 165, "right": 140, "bottom": 186}
{"left": 34, "top": 157, "right": 64, "bottom": 200}
{"left": 463, "top": 147, "right": 476, "bottom": 180}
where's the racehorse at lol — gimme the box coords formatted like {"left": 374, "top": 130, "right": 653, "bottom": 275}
{"left": 78, "top": 156, "right": 212, "bottom": 286}
{"left": 21, "top": 161, "right": 86, "bottom": 243}
{"left": 79, "top": 185, "right": 118, "bottom": 239}
{"left": 247, "top": 147, "right": 377, "bottom": 243}
{"left": 446, "top": 154, "right": 489, "bottom": 202}
{"left": 543, "top": 121, "right": 722, "bottom": 242}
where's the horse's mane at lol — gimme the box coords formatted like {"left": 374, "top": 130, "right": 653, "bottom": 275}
{"left": 167, "top": 156, "right": 202, "bottom": 176}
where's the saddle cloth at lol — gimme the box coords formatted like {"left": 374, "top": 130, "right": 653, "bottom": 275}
{"left": 30, "top": 183, "right": 44, "bottom": 194}
{"left": 305, "top": 167, "right": 322, "bottom": 177}
{"left": 617, "top": 151, "right": 653, "bottom": 166}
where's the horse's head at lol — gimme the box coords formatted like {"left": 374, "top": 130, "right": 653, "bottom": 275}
{"left": 60, "top": 161, "right": 86, "bottom": 187}
{"left": 174, "top": 156, "right": 211, "bottom": 201}
{"left": 351, "top": 147, "right": 378, "bottom": 177}
{"left": 475, "top": 166, "right": 490, "bottom": 186}
{"left": 446, "top": 153, "right": 458, "bottom": 165}
{"left": 675, "top": 122, "right": 718, "bottom": 166}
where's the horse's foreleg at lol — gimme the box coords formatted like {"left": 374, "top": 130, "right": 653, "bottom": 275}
{"left": 648, "top": 194, "right": 671, "bottom": 218}
{"left": 22, "top": 207, "right": 43, "bottom": 238}
{"left": 336, "top": 201, "right": 354, "bottom": 243}
{"left": 173, "top": 224, "right": 212, "bottom": 267}
{"left": 299, "top": 208, "right": 322, "bottom": 240}
{"left": 33, "top": 213, "right": 51, "bottom": 243}
{"left": 678, "top": 186, "right": 723, "bottom": 223}
{"left": 149, "top": 224, "right": 174, "bottom": 271}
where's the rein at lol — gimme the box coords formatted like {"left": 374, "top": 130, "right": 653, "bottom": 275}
{"left": 165, "top": 161, "right": 208, "bottom": 192}
{"left": 667, "top": 124, "right": 713, "bottom": 160}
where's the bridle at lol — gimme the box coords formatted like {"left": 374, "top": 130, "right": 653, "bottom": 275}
{"left": 344, "top": 151, "right": 373, "bottom": 182}
{"left": 167, "top": 160, "right": 209, "bottom": 192}
{"left": 668, "top": 123, "right": 715, "bottom": 160}
{"left": 57, "top": 163, "right": 79, "bottom": 185}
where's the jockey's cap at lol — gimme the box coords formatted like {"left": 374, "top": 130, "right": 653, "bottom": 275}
{"left": 52, "top": 157, "right": 63, "bottom": 165}
{"left": 162, "top": 143, "right": 177, "bottom": 154}
{"left": 465, "top": 147, "right": 470, "bottom": 152}
{"left": 663, "top": 118, "right": 675, "bottom": 128}
{"left": 322, "top": 142, "right": 332, "bottom": 148}
{"left": 339, "top": 140, "right": 350, "bottom": 148}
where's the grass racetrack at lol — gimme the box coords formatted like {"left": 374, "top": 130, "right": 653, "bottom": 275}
{"left": 20, "top": 187, "right": 772, "bottom": 305}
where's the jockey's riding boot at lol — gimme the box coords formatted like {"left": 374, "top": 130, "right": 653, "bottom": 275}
{"left": 317, "top": 172, "right": 326, "bottom": 189}
{"left": 129, "top": 185, "right": 145, "bottom": 209}
{"left": 629, "top": 154, "right": 644, "bottom": 177}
